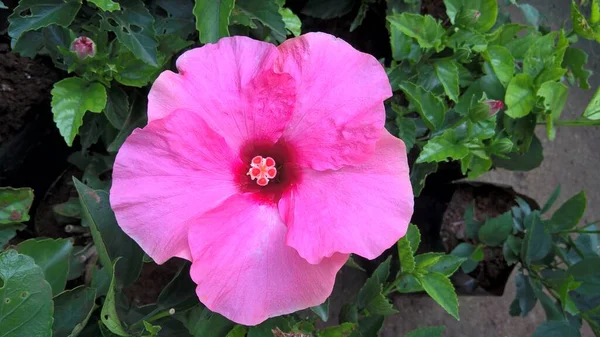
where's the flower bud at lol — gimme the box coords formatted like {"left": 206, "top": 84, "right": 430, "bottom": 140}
{"left": 70, "top": 36, "right": 96, "bottom": 59}
{"left": 484, "top": 99, "right": 504, "bottom": 116}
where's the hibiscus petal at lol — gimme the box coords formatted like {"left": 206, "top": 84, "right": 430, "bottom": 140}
{"left": 188, "top": 194, "right": 347, "bottom": 325}
{"left": 110, "top": 109, "right": 241, "bottom": 264}
{"left": 276, "top": 32, "right": 392, "bottom": 170}
{"left": 281, "top": 132, "right": 414, "bottom": 264}
{"left": 148, "top": 37, "right": 296, "bottom": 151}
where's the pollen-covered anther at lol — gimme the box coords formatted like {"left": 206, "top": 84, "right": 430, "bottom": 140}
{"left": 247, "top": 156, "right": 277, "bottom": 186}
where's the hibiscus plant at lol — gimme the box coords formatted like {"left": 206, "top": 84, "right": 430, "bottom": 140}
{"left": 1, "top": 0, "right": 599, "bottom": 337}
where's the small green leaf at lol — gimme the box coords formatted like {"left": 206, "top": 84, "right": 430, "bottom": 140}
{"left": 448, "top": 28, "right": 487, "bottom": 53}
{"left": 193, "top": 0, "right": 235, "bottom": 44}
{"left": 387, "top": 13, "right": 446, "bottom": 51}
{"left": 504, "top": 73, "right": 536, "bottom": 118}
{"left": 311, "top": 298, "right": 330, "bottom": 322}
{"left": 236, "top": 0, "right": 287, "bottom": 42}
{"left": 514, "top": 273, "right": 537, "bottom": 317}
{"left": 17, "top": 238, "right": 72, "bottom": 295}
{"left": 434, "top": 59, "right": 460, "bottom": 102}
{"left": 451, "top": 242, "right": 482, "bottom": 273}
{"left": 417, "top": 272, "right": 459, "bottom": 320}
{"left": 53, "top": 286, "right": 97, "bottom": 337}
{"left": 417, "top": 130, "right": 469, "bottom": 163}
{"left": 73, "top": 178, "right": 144, "bottom": 286}
{"left": 537, "top": 82, "right": 568, "bottom": 122}
{"left": 483, "top": 45, "right": 514, "bottom": 86}
{"left": 0, "top": 187, "right": 34, "bottom": 225}
{"left": 8, "top": 0, "right": 81, "bottom": 48}
{"left": 563, "top": 47, "right": 592, "bottom": 90}
{"left": 523, "top": 211, "right": 552, "bottom": 265}
{"left": 101, "top": 259, "right": 130, "bottom": 336}
{"left": 89, "top": 0, "right": 120, "bottom": 11}
{"left": 571, "top": 0, "right": 598, "bottom": 41}
{"left": 0, "top": 251, "right": 53, "bottom": 337}
{"left": 318, "top": 323, "right": 357, "bottom": 337}
{"left": 583, "top": 86, "right": 600, "bottom": 120}
{"left": 51, "top": 77, "right": 107, "bottom": 146}
{"left": 415, "top": 253, "right": 444, "bottom": 271}
{"left": 410, "top": 162, "right": 438, "bottom": 197}
{"left": 100, "top": 0, "right": 159, "bottom": 67}
{"left": 399, "top": 82, "right": 447, "bottom": 131}
{"left": 549, "top": 191, "right": 586, "bottom": 232}
{"left": 279, "top": 7, "right": 301, "bottom": 36}
{"left": 397, "top": 236, "right": 416, "bottom": 274}
{"left": 349, "top": 0, "right": 370, "bottom": 32}
{"left": 427, "top": 255, "right": 466, "bottom": 277}
{"left": 52, "top": 197, "right": 81, "bottom": 219}
{"left": 444, "top": 0, "right": 498, "bottom": 32}
{"left": 226, "top": 325, "right": 247, "bottom": 337}
{"left": 531, "top": 320, "right": 581, "bottom": 337}
{"left": 405, "top": 326, "right": 445, "bottom": 337}
{"left": 478, "top": 211, "right": 513, "bottom": 247}
{"left": 406, "top": 224, "right": 421, "bottom": 254}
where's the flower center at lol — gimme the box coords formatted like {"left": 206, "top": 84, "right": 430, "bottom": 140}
{"left": 247, "top": 155, "right": 277, "bottom": 186}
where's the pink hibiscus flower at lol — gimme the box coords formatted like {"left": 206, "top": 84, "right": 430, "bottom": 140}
{"left": 110, "top": 33, "right": 413, "bottom": 325}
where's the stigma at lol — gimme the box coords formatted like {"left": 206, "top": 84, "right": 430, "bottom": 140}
{"left": 247, "top": 156, "right": 277, "bottom": 186}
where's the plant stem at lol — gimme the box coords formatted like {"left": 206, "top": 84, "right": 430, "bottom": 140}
{"left": 145, "top": 310, "right": 173, "bottom": 323}
{"left": 539, "top": 119, "right": 600, "bottom": 126}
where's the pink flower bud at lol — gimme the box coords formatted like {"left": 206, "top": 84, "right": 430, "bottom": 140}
{"left": 70, "top": 36, "right": 96, "bottom": 59}
{"left": 484, "top": 99, "right": 504, "bottom": 116}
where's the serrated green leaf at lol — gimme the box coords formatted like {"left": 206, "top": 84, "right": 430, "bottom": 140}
{"left": 280, "top": 7, "right": 301, "bottom": 36}
{"left": 563, "top": 47, "right": 592, "bottom": 89}
{"left": 478, "top": 211, "right": 513, "bottom": 247}
{"left": 387, "top": 13, "right": 445, "bottom": 51}
{"left": 550, "top": 191, "right": 586, "bottom": 232}
{"left": 448, "top": 28, "right": 487, "bottom": 53}
{"left": 405, "top": 326, "right": 445, "bottom": 337}
{"left": 89, "top": 0, "right": 120, "bottom": 11}
{"left": 8, "top": 0, "right": 81, "bottom": 48}
{"left": 417, "top": 130, "right": 469, "bottom": 163}
{"left": 483, "top": 45, "right": 514, "bottom": 86}
{"left": 417, "top": 272, "right": 459, "bottom": 320}
{"left": 73, "top": 178, "right": 144, "bottom": 286}
{"left": 236, "top": 0, "right": 287, "bottom": 42}
{"left": 504, "top": 73, "right": 536, "bottom": 118}
{"left": 53, "top": 286, "right": 97, "bottom": 337}
{"left": 193, "top": 0, "right": 234, "bottom": 43}
{"left": 434, "top": 59, "right": 460, "bottom": 102}
{"left": 51, "top": 77, "right": 107, "bottom": 146}
{"left": 428, "top": 254, "right": 466, "bottom": 277}
{"left": 397, "top": 236, "right": 416, "bottom": 274}
{"left": 17, "top": 238, "right": 72, "bottom": 295}
{"left": 100, "top": 0, "right": 159, "bottom": 66}
{"left": 444, "top": 0, "right": 498, "bottom": 32}
{"left": 399, "top": 82, "right": 446, "bottom": 131}
{"left": 523, "top": 211, "right": 552, "bottom": 265}
{"left": 531, "top": 320, "right": 581, "bottom": 337}
{"left": 415, "top": 253, "right": 444, "bottom": 271}
{"left": 0, "top": 187, "right": 34, "bottom": 225}
{"left": 583, "top": 86, "right": 600, "bottom": 120}
{"left": 0, "top": 250, "right": 53, "bottom": 337}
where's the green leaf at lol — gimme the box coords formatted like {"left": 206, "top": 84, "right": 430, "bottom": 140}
{"left": 350, "top": 0, "right": 370, "bottom": 32}
{"left": 387, "top": 13, "right": 446, "bottom": 51}
{"left": 51, "top": 77, "right": 107, "bottom": 146}
{"left": 448, "top": 28, "right": 487, "bottom": 53}
{"left": 53, "top": 286, "right": 97, "bottom": 337}
{"left": 571, "top": 0, "right": 598, "bottom": 41}
{"left": 522, "top": 211, "right": 552, "bottom": 265}
{"left": 542, "top": 185, "right": 561, "bottom": 214}
{"left": 89, "top": 0, "right": 120, "bottom": 11}
{"left": 101, "top": 259, "right": 130, "bottom": 336}
{"left": 397, "top": 235, "right": 416, "bottom": 274}
{"left": 451, "top": 242, "right": 482, "bottom": 273}
{"left": 357, "top": 258, "right": 394, "bottom": 315}
{"left": 444, "top": 0, "right": 498, "bottom": 32}
{"left": 142, "top": 321, "right": 161, "bottom": 336}
{"left": 0, "top": 250, "right": 53, "bottom": 337}
{"left": 100, "top": 0, "right": 159, "bottom": 66}
{"left": 12, "top": 31, "right": 45, "bottom": 58}
{"left": 504, "top": 73, "right": 536, "bottom": 118}
{"left": 584, "top": 86, "right": 600, "bottom": 120}
{"left": 399, "top": 82, "right": 446, "bottom": 131}
{"left": 531, "top": 320, "right": 581, "bottom": 337}
{"left": 415, "top": 253, "right": 444, "bottom": 272}
{"left": 17, "top": 238, "right": 72, "bottom": 295}
{"left": 73, "top": 178, "right": 144, "bottom": 286}
{"left": 405, "top": 326, "right": 445, "bottom": 337}
{"left": 519, "top": 4, "right": 540, "bottom": 28}
{"left": 568, "top": 257, "right": 600, "bottom": 295}
{"left": 53, "top": 197, "right": 81, "bottom": 219}
{"left": 537, "top": 82, "right": 568, "bottom": 123}
{"left": 107, "top": 94, "right": 147, "bottom": 152}
{"left": 549, "top": 191, "right": 586, "bottom": 232}
{"left": 396, "top": 117, "right": 417, "bottom": 150}
{"left": 193, "top": 0, "right": 234, "bottom": 44}
{"left": 417, "top": 130, "right": 469, "bottom": 163}
{"left": 0, "top": 187, "right": 34, "bottom": 225}
{"left": 104, "top": 86, "right": 130, "bottom": 130}
{"left": 410, "top": 162, "right": 438, "bottom": 197}
{"left": 226, "top": 325, "right": 247, "bottom": 337}
{"left": 301, "top": 0, "right": 354, "bottom": 19}
{"left": 236, "top": 0, "right": 287, "bottom": 42}
{"left": 483, "top": 45, "right": 514, "bottom": 86}
{"left": 178, "top": 304, "right": 235, "bottom": 337}
{"left": 523, "top": 32, "right": 567, "bottom": 79}
{"left": 311, "top": 299, "right": 330, "bottom": 322}
{"left": 318, "top": 323, "right": 357, "bottom": 337}
{"left": 428, "top": 255, "right": 466, "bottom": 277}
{"left": 351, "top": 314, "right": 385, "bottom": 337}
{"left": 417, "top": 272, "right": 459, "bottom": 320}
{"left": 279, "top": 7, "right": 301, "bottom": 37}
{"left": 406, "top": 223, "right": 421, "bottom": 253}
{"left": 514, "top": 272, "right": 537, "bottom": 317}
{"left": 478, "top": 211, "right": 513, "bottom": 247}
{"left": 563, "top": 47, "right": 592, "bottom": 90}
{"left": 493, "top": 133, "right": 543, "bottom": 171}
{"left": 8, "top": 0, "right": 81, "bottom": 48}
{"left": 0, "top": 225, "right": 25, "bottom": 248}
{"left": 434, "top": 59, "right": 460, "bottom": 102}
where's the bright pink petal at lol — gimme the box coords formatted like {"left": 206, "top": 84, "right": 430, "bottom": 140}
{"left": 188, "top": 195, "right": 347, "bottom": 325}
{"left": 275, "top": 32, "right": 392, "bottom": 170}
{"left": 148, "top": 37, "right": 296, "bottom": 151}
{"left": 110, "top": 109, "right": 241, "bottom": 264}
{"left": 280, "top": 132, "right": 414, "bottom": 264}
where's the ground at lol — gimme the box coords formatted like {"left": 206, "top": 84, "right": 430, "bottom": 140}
{"left": 340, "top": 1, "right": 600, "bottom": 336}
